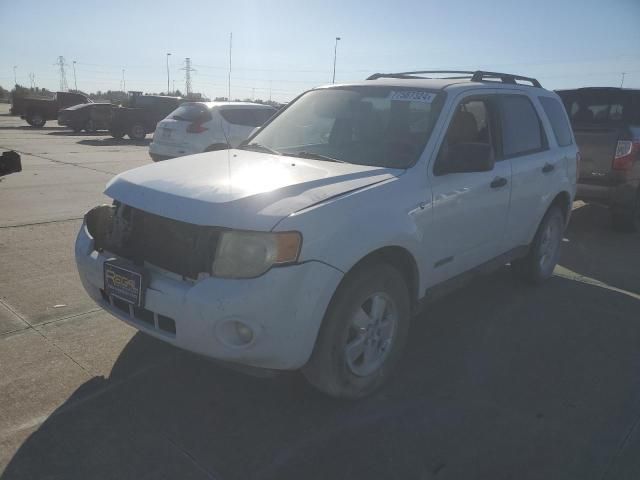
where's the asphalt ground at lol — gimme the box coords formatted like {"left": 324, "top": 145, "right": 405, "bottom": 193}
{"left": 1, "top": 103, "right": 639, "bottom": 479}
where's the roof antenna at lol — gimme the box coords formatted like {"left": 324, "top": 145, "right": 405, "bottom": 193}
{"left": 220, "top": 117, "right": 232, "bottom": 194}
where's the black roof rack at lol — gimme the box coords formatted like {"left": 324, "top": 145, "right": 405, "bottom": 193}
{"left": 366, "top": 70, "right": 542, "bottom": 88}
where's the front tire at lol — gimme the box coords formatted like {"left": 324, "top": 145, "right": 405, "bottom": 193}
{"left": 303, "top": 263, "right": 411, "bottom": 399}
{"left": 128, "top": 123, "right": 146, "bottom": 140}
{"left": 512, "top": 206, "right": 564, "bottom": 284}
{"left": 110, "top": 130, "right": 125, "bottom": 139}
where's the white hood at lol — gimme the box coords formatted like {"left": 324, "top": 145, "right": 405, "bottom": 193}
{"left": 105, "top": 149, "right": 400, "bottom": 230}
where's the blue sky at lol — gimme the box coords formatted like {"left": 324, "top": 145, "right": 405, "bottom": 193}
{"left": 1, "top": 0, "right": 639, "bottom": 101}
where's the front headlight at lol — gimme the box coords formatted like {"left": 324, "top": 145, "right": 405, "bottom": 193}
{"left": 212, "top": 230, "right": 302, "bottom": 278}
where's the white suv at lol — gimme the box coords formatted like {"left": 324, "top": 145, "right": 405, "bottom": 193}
{"left": 148, "top": 102, "right": 276, "bottom": 161}
{"left": 76, "top": 71, "right": 578, "bottom": 398}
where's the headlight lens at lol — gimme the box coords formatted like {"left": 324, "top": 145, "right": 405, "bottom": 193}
{"left": 212, "top": 231, "right": 302, "bottom": 278}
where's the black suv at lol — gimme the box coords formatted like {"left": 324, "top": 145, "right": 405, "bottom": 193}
{"left": 557, "top": 87, "right": 640, "bottom": 231}
{"left": 110, "top": 94, "right": 184, "bottom": 140}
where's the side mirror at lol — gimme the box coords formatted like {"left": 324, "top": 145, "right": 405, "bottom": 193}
{"left": 437, "top": 142, "right": 494, "bottom": 175}
{"left": 0, "top": 151, "right": 22, "bottom": 178}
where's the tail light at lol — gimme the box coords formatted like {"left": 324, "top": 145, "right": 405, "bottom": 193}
{"left": 187, "top": 122, "right": 208, "bottom": 134}
{"left": 613, "top": 140, "right": 639, "bottom": 171}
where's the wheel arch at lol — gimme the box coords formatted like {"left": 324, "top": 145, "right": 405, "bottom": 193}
{"left": 338, "top": 246, "right": 420, "bottom": 314}
{"left": 549, "top": 190, "right": 572, "bottom": 225}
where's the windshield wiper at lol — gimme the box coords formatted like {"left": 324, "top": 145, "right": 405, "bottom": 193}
{"left": 282, "top": 151, "right": 347, "bottom": 163}
{"left": 238, "top": 142, "right": 281, "bottom": 155}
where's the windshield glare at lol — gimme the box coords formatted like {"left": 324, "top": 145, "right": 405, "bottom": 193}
{"left": 251, "top": 87, "right": 443, "bottom": 168}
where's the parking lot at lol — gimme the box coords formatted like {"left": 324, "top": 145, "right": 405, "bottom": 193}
{"left": 1, "top": 101, "right": 639, "bottom": 479}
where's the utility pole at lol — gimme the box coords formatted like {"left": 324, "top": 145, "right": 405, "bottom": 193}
{"left": 13, "top": 65, "right": 17, "bottom": 86}
{"left": 332, "top": 36, "right": 341, "bottom": 84}
{"left": 56, "top": 56, "right": 68, "bottom": 91}
{"left": 620, "top": 72, "right": 626, "bottom": 88}
{"left": 173, "top": 80, "right": 175, "bottom": 94}
{"left": 121, "top": 69, "right": 126, "bottom": 92}
{"left": 181, "top": 57, "right": 196, "bottom": 97}
{"left": 269, "top": 80, "right": 272, "bottom": 102}
{"left": 166, "top": 53, "right": 171, "bottom": 95}
{"left": 228, "top": 32, "right": 232, "bottom": 101}
{"left": 72, "top": 61, "right": 77, "bottom": 91}
{"left": 29, "top": 73, "right": 36, "bottom": 89}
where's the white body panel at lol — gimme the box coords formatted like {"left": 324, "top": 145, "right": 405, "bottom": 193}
{"left": 76, "top": 79, "right": 578, "bottom": 371}
{"left": 149, "top": 102, "right": 275, "bottom": 159}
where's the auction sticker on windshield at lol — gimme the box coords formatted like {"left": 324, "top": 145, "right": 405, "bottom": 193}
{"left": 389, "top": 91, "right": 436, "bottom": 103}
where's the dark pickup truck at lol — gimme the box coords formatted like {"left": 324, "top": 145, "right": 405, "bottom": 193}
{"left": 110, "top": 94, "right": 183, "bottom": 140}
{"left": 10, "top": 91, "right": 90, "bottom": 127}
{"left": 557, "top": 87, "right": 640, "bottom": 232}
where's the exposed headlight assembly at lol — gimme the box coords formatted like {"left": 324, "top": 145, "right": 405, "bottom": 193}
{"left": 212, "top": 231, "right": 302, "bottom": 278}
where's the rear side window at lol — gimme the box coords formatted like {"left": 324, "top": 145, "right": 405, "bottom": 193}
{"left": 220, "top": 108, "right": 275, "bottom": 127}
{"left": 538, "top": 97, "right": 573, "bottom": 147}
{"left": 170, "top": 103, "right": 212, "bottom": 123}
{"left": 498, "top": 95, "right": 546, "bottom": 157}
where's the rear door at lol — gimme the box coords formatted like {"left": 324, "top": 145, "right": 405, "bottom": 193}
{"left": 498, "top": 93, "right": 560, "bottom": 247}
{"left": 558, "top": 88, "right": 630, "bottom": 184}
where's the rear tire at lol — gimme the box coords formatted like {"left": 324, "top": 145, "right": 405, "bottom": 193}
{"left": 27, "top": 112, "right": 46, "bottom": 128}
{"left": 511, "top": 206, "right": 564, "bottom": 284}
{"left": 303, "top": 263, "right": 411, "bottom": 399}
{"left": 84, "top": 119, "right": 96, "bottom": 133}
{"left": 128, "top": 123, "right": 146, "bottom": 140}
{"left": 611, "top": 193, "right": 640, "bottom": 233}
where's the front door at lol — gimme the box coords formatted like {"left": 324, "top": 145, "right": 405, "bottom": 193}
{"left": 428, "top": 94, "right": 512, "bottom": 282}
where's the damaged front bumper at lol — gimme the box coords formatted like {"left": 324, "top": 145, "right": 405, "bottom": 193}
{"left": 74, "top": 215, "right": 343, "bottom": 370}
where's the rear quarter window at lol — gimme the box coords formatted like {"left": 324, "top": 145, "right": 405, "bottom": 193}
{"left": 538, "top": 96, "right": 573, "bottom": 147}
{"left": 498, "top": 95, "right": 547, "bottom": 157}
{"left": 220, "top": 108, "right": 275, "bottom": 127}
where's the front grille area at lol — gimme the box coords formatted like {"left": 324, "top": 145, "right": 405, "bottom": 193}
{"left": 101, "top": 289, "right": 177, "bottom": 336}
{"left": 87, "top": 203, "right": 221, "bottom": 279}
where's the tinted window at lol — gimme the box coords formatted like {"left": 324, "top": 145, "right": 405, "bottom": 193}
{"left": 436, "top": 98, "right": 494, "bottom": 172}
{"left": 220, "top": 108, "right": 275, "bottom": 127}
{"left": 170, "top": 103, "right": 212, "bottom": 122}
{"left": 499, "top": 95, "right": 545, "bottom": 157}
{"left": 631, "top": 93, "right": 640, "bottom": 124}
{"left": 560, "top": 90, "right": 628, "bottom": 125}
{"left": 539, "top": 97, "right": 573, "bottom": 147}
{"left": 252, "top": 108, "right": 276, "bottom": 125}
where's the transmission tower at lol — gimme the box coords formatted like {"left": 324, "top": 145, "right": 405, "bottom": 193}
{"left": 29, "top": 73, "right": 36, "bottom": 89}
{"left": 56, "top": 56, "right": 68, "bottom": 91}
{"left": 181, "top": 58, "right": 196, "bottom": 96}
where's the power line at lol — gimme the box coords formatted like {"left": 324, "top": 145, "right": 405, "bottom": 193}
{"left": 181, "top": 57, "right": 196, "bottom": 96}
{"left": 55, "top": 56, "right": 68, "bottom": 91}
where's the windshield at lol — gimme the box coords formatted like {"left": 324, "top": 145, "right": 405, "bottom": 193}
{"left": 250, "top": 86, "right": 443, "bottom": 168}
